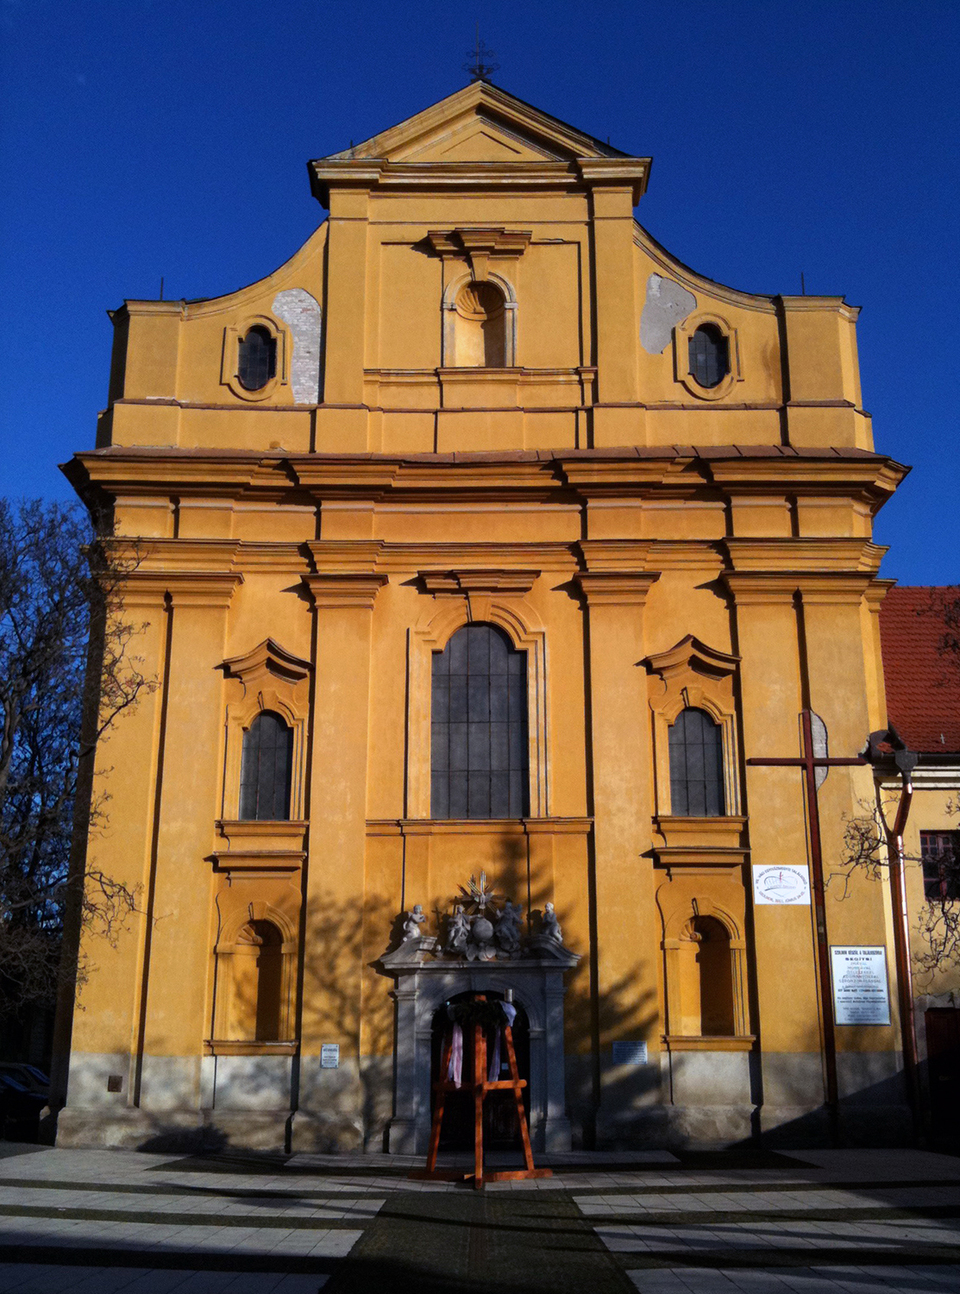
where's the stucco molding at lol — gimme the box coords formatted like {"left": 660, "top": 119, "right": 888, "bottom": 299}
{"left": 219, "top": 640, "right": 311, "bottom": 821}
{"left": 645, "top": 635, "right": 741, "bottom": 818}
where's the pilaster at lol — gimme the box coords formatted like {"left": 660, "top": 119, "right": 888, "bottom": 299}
{"left": 588, "top": 183, "right": 641, "bottom": 446}
{"left": 721, "top": 571, "right": 825, "bottom": 1120}
{"left": 574, "top": 556, "right": 660, "bottom": 1136}
{"left": 294, "top": 569, "right": 387, "bottom": 1150}
{"left": 136, "top": 571, "right": 242, "bottom": 1113}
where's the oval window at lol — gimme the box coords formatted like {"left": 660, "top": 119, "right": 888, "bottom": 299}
{"left": 237, "top": 326, "right": 277, "bottom": 391}
{"left": 688, "top": 324, "right": 730, "bottom": 389}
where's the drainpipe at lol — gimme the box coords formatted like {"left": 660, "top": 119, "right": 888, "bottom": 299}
{"left": 867, "top": 728, "right": 921, "bottom": 1143}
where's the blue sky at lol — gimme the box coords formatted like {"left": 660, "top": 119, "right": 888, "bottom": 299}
{"left": 2, "top": 0, "right": 958, "bottom": 584}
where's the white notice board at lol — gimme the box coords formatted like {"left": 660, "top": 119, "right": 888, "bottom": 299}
{"left": 829, "top": 946, "right": 891, "bottom": 1025}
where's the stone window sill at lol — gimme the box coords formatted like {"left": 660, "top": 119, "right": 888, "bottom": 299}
{"left": 204, "top": 1040, "right": 298, "bottom": 1057}
{"left": 663, "top": 1035, "right": 756, "bottom": 1052}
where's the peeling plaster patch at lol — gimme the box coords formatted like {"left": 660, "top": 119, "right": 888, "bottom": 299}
{"left": 640, "top": 274, "right": 697, "bottom": 355}
{"left": 272, "top": 288, "right": 321, "bottom": 403}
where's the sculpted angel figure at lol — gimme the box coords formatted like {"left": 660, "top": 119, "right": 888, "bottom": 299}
{"left": 541, "top": 902, "right": 563, "bottom": 943}
{"left": 402, "top": 904, "right": 427, "bottom": 941}
{"left": 445, "top": 904, "right": 470, "bottom": 955}
{"left": 496, "top": 899, "right": 524, "bottom": 956}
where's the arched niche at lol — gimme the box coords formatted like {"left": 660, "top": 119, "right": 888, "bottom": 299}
{"left": 660, "top": 897, "right": 748, "bottom": 1040}
{"left": 212, "top": 900, "right": 298, "bottom": 1045}
{"left": 442, "top": 271, "right": 518, "bottom": 368}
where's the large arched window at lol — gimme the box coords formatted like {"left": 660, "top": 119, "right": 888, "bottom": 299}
{"left": 431, "top": 624, "right": 528, "bottom": 819}
{"left": 688, "top": 324, "right": 729, "bottom": 389}
{"left": 237, "top": 325, "right": 277, "bottom": 391}
{"left": 668, "top": 707, "right": 725, "bottom": 816}
{"left": 240, "top": 711, "right": 293, "bottom": 820}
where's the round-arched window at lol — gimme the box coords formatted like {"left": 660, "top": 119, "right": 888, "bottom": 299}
{"left": 688, "top": 324, "right": 730, "bottom": 389}
{"left": 240, "top": 711, "right": 293, "bottom": 820}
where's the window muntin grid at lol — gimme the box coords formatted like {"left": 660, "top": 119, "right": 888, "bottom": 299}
{"left": 239, "top": 711, "right": 293, "bottom": 820}
{"left": 668, "top": 706, "right": 725, "bottom": 816}
{"left": 431, "top": 623, "right": 529, "bottom": 819}
{"left": 688, "top": 324, "right": 730, "bottom": 389}
{"left": 237, "top": 326, "right": 277, "bottom": 391}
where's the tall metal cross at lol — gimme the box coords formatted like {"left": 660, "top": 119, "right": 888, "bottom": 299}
{"left": 746, "top": 709, "right": 866, "bottom": 1137}
{"left": 464, "top": 28, "right": 499, "bottom": 82}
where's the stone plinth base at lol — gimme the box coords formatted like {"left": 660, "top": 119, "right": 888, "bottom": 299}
{"left": 289, "top": 1109, "right": 364, "bottom": 1154}
{"left": 598, "top": 1104, "right": 755, "bottom": 1150}
{"left": 56, "top": 1106, "right": 291, "bottom": 1153}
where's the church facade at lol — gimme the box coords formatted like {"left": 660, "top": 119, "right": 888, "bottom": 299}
{"left": 61, "top": 82, "right": 913, "bottom": 1152}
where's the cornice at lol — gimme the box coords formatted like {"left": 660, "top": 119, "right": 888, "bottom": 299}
{"left": 706, "top": 455, "right": 909, "bottom": 501}
{"left": 721, "top": 539, "right": 886, "bottom": 575}
{"left": 135, "top": 539, "right": 242, "bottom": 572}
{"left": 795, "top": 573, "right": 876, "bottom": 604}
{"left": 67, "top": 448, "right": 910, "bottom": 516}
{"left": 653, "top": 846, "right": 749, "bottom": 868}
{"left": 419, "top": 569, "right": 540, "bottom": 595}
{"left": 209, "top": 850, "right": 304, "bottom": 873}
{"left": 577, "top": 540, "right": 656, "bottom": 572}
{"left": 559, "top": 456, "right": 694, "bottom": 491}
{"left": 121, "top": 570, "right": 243, "bottom": 608}
{"left": 307, "top": 540, "right": 385, "bottom": 573}
{"left": 721, "top": 570, "right": 876, "bottom": 606}
{"left": 377, "top": 542, "right": 575, "bottom": 572}
{"left": 303, "top": 572, "right": 388, "bottom": 609}
{"left": 574, "top": 571, "right": 660, "bottom": 606}
{"left": 720, "top": 573, "right": 803, "bottom": 605}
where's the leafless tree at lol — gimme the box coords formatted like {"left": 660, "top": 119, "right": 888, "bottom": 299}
{"left": 0, "top": 498, "right": 152, "bottom": 1030}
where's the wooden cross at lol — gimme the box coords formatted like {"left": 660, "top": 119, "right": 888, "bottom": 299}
{"left": 746, "top": 709, "right": 866, "bottom": 1135}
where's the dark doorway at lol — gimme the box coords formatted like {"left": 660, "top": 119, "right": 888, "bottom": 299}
{"left": 430, "top": 991, "right": 530, "bottom": 1150}
{"left": 925, "top": 1008, "right": 960, "bottom": 1138}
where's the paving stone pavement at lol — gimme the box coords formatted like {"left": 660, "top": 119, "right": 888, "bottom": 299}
{"left": 0, "top": 1144, "right": 957, "bottom": 1292}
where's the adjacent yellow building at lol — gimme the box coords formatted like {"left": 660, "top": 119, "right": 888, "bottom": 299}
{"left": 60, "top": 81, "right": 914, "bottom": 1153}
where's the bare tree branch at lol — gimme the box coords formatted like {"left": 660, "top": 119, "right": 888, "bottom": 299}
{"left": 0, "top": 498, "right": 154, "bottom": 1019}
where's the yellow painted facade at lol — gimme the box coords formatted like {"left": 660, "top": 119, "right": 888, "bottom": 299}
{"left": 61, "top": 82, "right": 914, "bottom": 1152}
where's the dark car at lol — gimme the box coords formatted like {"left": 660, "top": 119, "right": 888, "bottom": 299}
{"left": 0, "top": 1064, "right": 49, "bottom": 1142}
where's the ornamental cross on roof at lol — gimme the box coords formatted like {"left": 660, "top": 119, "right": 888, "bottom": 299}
{"left": 464, "top": 32, "right": 499, "bottom": 82}
{"left": 457, "top": 871, "right": 502, "bottom": 914}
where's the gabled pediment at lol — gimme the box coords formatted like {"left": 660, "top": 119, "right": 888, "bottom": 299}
{"left": 317, "top": 81, "right": 630, "bottom": 166}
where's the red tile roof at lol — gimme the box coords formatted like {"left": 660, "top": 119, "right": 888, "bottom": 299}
{"left": 879, "top": 586, "right": 960, "bottom": 754}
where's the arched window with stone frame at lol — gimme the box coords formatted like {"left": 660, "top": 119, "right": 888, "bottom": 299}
{"left": 406, "top": 583, "right": 549, "bottom": 820}
{"left": 218, "top": 638, "right": 311, "bottom": 826}
{"left": 645, "top": 636, "right": 741, "bottom": 820}
{"left": 430, "top": 622, "right": 529, "bottom": 819}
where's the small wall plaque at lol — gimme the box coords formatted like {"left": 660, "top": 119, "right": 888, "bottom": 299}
{"left": 752, "top": 864, "right": 811, "bottom": 906}
{"left": 612, "top": 1040, "right": 648, "bottom": 1065}
{"left": 320, "top": 1043, "right": 340, "bottom": 1069}
{"left": 830, "top": 946, "right": 891, "bottom": 1026}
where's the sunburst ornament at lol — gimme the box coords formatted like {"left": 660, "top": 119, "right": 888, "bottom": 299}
{"left": 457, "top": 871, "right": 502, "bottom": 914}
